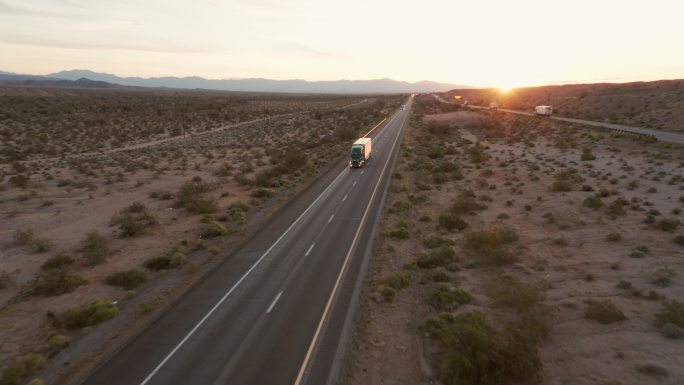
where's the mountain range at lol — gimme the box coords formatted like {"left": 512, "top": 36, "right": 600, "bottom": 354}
{"left": 0, "top": 69, "right": 467, "bottom": 94}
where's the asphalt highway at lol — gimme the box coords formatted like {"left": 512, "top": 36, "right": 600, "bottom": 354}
{"left": 82, "top": 96, "right": 413, "bottom": 385}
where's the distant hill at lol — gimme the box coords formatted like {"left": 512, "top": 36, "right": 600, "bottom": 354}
{"left": 0, "top": 71, "right": 56, "bottom": 82}
{"left": 443, "top": 79, "right": 684, "bottom": 132}
{"left": 44, "top": 69, "right": 466, "bottom": 94}
{"left": 0, "top": 74, "right": 120, "bottom": 89}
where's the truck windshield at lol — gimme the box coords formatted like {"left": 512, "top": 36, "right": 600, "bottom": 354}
{"left": 351, "top": 145, "right": 363, "bottom": 154}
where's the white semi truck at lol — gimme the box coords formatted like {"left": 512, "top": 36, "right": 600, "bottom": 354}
{"left": 350, "top": 137, "right": 372, "bottom": 168}
{"left": 534, "top": 105, "right": 553, "bottom": 116}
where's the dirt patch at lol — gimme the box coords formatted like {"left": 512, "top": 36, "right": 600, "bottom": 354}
{"left": 346, "top": 96, "right": 684, "bottom": 385}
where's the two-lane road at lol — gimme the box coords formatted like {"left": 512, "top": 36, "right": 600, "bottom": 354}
{"left": 466, "top": 104, "right": 684, "bottom": 144}
{"left": 83, "top": 97, "right": 413, "bottom": 385}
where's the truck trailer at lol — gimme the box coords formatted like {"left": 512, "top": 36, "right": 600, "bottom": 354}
{"left": 534, "top": 105, "right": 553, "bottom": 116}
{"left": 350, "top": 137, "right": 372, "bottom": 168}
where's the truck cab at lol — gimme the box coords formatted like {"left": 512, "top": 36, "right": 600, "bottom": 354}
{"left": 350, "top": 137, "right": 372, "bottom": 168}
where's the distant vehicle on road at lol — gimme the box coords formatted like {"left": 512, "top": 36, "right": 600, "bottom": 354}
{"left": 489, "top": 102, "right": 499, "bottom": 110}
{"left": 350, "top": 137, "right": 372, "bottom": 168}
{"left": 401, "top": 105, "right": 405, "bottom": 110}
{"left": 534, "top": 105, "right": 553, "bottom": 116}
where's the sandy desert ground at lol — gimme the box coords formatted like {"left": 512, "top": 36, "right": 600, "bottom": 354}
{"left": 0, "top": 86, "right": 402, "bottom": 384}
{"left": 346, "top": 94, "right": 684, "bottom": 385}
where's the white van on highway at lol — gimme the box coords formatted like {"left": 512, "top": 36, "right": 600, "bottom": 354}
{"left": 534, "top": 105, "right": 553, "bottom": 116}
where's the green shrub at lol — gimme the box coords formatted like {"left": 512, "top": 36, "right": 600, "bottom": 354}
{"left": 13, "top": 229, "right": 34, "bottom": 246}
{"left": 379, "top": 284, "right": 395, "bottom": 302}
{"left": 627, "top": 180, "right": 640, "bottom": 190}
{"left": 201, "top": 220, "right": 230, "bottom": 238}
{"left": 9, "top": 174, "right": 30, "bottom": 188}
{"left": 41, "top": 254, "right": 74, "bottom": 270}
{"left": 605, "top": 232, "right": 622, "bottom": 242}
{"left": 428, "top": 266, "right": 451, "bottom": 282}
{"left": 111, "top": 204, "right": 157, "bottom": 237}
{"left": 582, "top": 195, "right": 603, "bottom": 210}
{"left": 104, "top": 268, "right": 147, "bottom": 289}
{"left": 12, "top": 229, "right": 53, "bottom": 253}
{"left": 47, "top": 334, "right": 70, "bottom": 350}
{"left": 196, "top": 239, "right": 220, "bottom": 255}
{"left": 382, "top": 272, "right": 410, "bottom": 290}
{"left": 389, "top": 226, "right": 410, "bottom": 239}
{"left": 550, "top": 180, "right": 572, "bottom": 192}
{"left": 655, "top": 300, "right": 684, "bottom": 329}
{"left": 429, "top": 283, "right": 472, "bottom": 311}
{"left": 488, "top": 275, "right": 540, "bottom": 312}
{"left": 463, "top": 228, "right": 518, "bottom": 267}
{"left": 583, "top": 300, "right": 626, "bottom": 324}
{"left": 659, "top": 323, "right": 684, "bottom": 339}
{"left": 139, "top": 297, "right": 162, "bottom": 314}
{"left": 651, "top": 268, "right": 676, "bottom": 287}
{"left": 605, "top": 199, "right": 627, "bottom": 218}
{"left": 213, "top": 163, "right": 233, "bottom": 177}
{"left": 450, "top": 190, "right": 487, "bottom": 214}
{"left": 175, "top": 180, "right": 217, "bottom": 213}
{"left": 28, "top": 268, "right": 86, "bottom": 297}
{"left": 0, "top": 271, "right": 13, "bottom": 290}
{"left": 392, "top": 200, "right": 412, "bottom": 212}
{"left": 251, "top": 188, "right": 273, "bottom": 198}
{"left": 50, "top": 299, "right": 118, "bottom": 329}
{"left": 580, "top": 147, "right": 596, "bottom": 161}
{"left": 31, "top": 238, "right": 53, "bottom": 253}
{"left": 552, "top": 237, "right": 568, "bottom": 247}
{"left": 228, "top": 201, "right": 249, "bottom": 224}
{"left": 423, "top": 235, "right": 450, "bottom": 249}
{"left": 674, "top": 235, "right": 684, "bottom": 246}
{"left": 417, "top": 246, "right": 455, "bottom": 268}
{"left": 438, "top": 212, "right": 467, "bottom": 232}
{"left": 421, "top": 312, "right": 540, "bottom": 385}
{"left": 0, "top": 353, "right": 45, "bottom": 385}
{"left": 655, "top": 218, "right": 680, "bottom": 232}
{"left": 467, "top": 145, "right": 487, "bottom": 164}
{"left": 80, "top": 231, "right": 112, "bottom": 264}
{"left": 144, "top": 249, "right": 186, "bottom": 270}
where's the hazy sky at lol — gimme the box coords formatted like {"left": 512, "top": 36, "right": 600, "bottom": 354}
{"left": 2, "top": 0, "right": 684, "bottom": 87}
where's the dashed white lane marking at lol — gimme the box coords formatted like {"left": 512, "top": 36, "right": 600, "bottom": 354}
{"left": 328, "top": 214, "right": 335, "bottom": 223}
{"left": 342, "top": 194, "right": 348, "bottom": 202}
{"left": 352, "top": 180, "right": 357, "bottom": 186}
{"left": 266, "top": 291, "right": 283, "bottom": 314}
{"left": 305, "top": 243, "right": 315, "bottom": 257}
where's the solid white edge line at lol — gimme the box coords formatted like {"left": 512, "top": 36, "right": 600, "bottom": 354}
{"left": 139, "top": 166, "right": 349, "bottom": 385}
{"left": 293, "top": 100, "right": 408, "bottom": 385}
{"left": 266, "top": 291, "right": 283, "bottom": 314}
{"left": 362, "top": 117, "right": 386, "bottom": 138}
